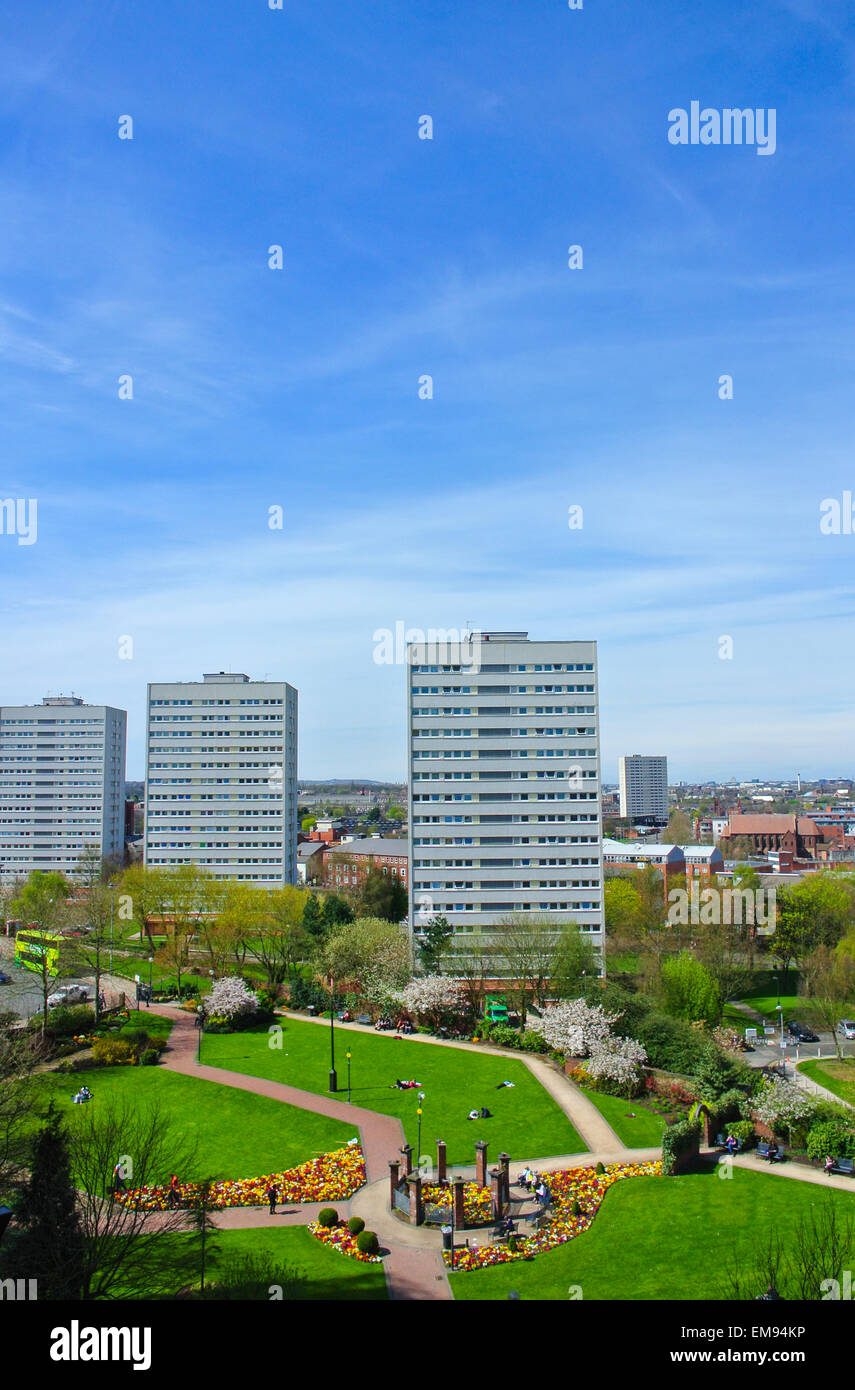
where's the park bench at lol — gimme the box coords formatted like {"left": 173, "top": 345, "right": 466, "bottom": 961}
{"left": 756, "top": 1142, "right": 784, "bottom": 1163}
{"left": 357, "top": 1013, "right": 372, "bottom": 1025}
{"left": 831, "top": 1156, "right": 855, "bottom": 1176}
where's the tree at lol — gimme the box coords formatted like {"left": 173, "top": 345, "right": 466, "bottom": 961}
{"left": 321, "top": 893, "right": 354, "bottom": 930}
{"left": 117, "top": 864, "right": 171, "bottom": 952}
{"left": 442, "top": 934, "right": 499, "bottom": 1020}
{"left": 402, "top": 975, "right": 467, "bottom": 1029}
{"left": 693, "top": 917, "right": 754, "bottom": 1004}
{"left": 539, "top": 998, "right": 622, "bottom": 1057}
{"left": 801, "top": 944, "right": 855, "bottom": 1059}
{"left": 246, "top": 886, "right": 310, "bottom": 986}
{"left": 387, "top": 805, "right": 405, "bottom": 822}
{"left": 415, "top": 915, "right": 455, "bottom": 974}
{"left": 206, "top": 976, "right": 260, "bottom": 1023}
{"left": 12, "top": 1103, "right": 85, "bottom": 1299}
{"left": 359, "top": 867, "right": 407, "bottom": 924}
{"left": 0, "top": 1022, "right": 49, "bottom": 1203}
{"left": 551, "top": 923, "right": 598, "bottom": 998}
{"left": 752, "top": 1077, "right": 817, "bottom": 1142}
{"left": 301, "top": 817, "right": 317, "bottom": 833}
{"left": 492, "top": 914, "right": 560, "bottom": 1026}
{"left": 68, "top": 1096, "right": 199, "bottom": 1299}
{"left": 773, "top": 875, "right": 855, "bottom": 974}
{"left": 11, "top": 872, "right": 73, "bottom": 1033}
{"left": 584, "top": 1035, "right": 647, "bottom": 1096}
{"left": 660, "top": 952, "right": 722, "bottom": 1024}
{"left": 67, "top": 875, "right": 120, "bottom": 1022}
{"left": 322, "top": 917, "right": 412, "bottom": 1009}
{"left": 301, "top": 894, "right": 324, "bottom": 939}
{"left": 664, "top": 811, "right": 692, "bottom": 845}
{"left": 188, "top": 1178, "right": 220, "bottom": 1294}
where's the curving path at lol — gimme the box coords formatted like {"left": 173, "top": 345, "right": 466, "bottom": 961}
{"left": 149, "top": 1004, "right": 451, "bottom": 1301}
{"left": 139, "top": 1006, "right": 855, "bottom": 1299}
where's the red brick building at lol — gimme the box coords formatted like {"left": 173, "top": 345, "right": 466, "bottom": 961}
{"left": 323, "top": 837, "right": 409, "bottom": 893}
{"left": 723, "top": 814, "right": 821, "bottom": 858}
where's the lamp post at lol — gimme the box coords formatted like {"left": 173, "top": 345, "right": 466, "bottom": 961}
{"left": 109, "top": 885, "right": 114, "bottom": 976}
{"left": 416, "top": 1092, "right": 425, "bottom": 1168}
{"left": 776, "top": 1002, "right": 784, "bottom": 1050}
{"left": 328, "top": 975, "right": 337, "bottom": 1093}
{"left": 196, "top": 1006, "right": 204, "bottom": 1063}
{"left": 346, "top": 1050, "right": 352, "bottom": 1103}
{"left": 147, "top": 955, "right": 153, "bottom": 1008}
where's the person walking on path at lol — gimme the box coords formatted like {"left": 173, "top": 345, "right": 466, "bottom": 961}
{"left": 168, "top": 1174, "right": 181, "bottom": 1209}
{"left": 112, "top": 1162, "right": 125, "bottom": 1194}
{"left": 267, "top": 1183, "right": 278, "bottom": 1215}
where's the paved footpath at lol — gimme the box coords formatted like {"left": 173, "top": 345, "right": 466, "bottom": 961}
{"left": 146, "top": 1006, "right": 855, "bottom": 1300}
{"left": 149, "top": 1005, "right": 452, "bottom": 1301}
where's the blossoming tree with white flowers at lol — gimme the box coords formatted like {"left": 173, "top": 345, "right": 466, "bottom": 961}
{"left": 206, "top": 975, "right": 259, "bottom": 1024}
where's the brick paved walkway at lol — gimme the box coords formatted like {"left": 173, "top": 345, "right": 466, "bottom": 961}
{"left": 150, "top": 1005, "right": 451, "bottom": 1300}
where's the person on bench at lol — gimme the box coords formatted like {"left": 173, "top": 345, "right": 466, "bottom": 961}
{"left": 766, "top": 1143, "right": 780, "bottom": 1163}
{"left": 825, "top": 1154, "right": 835, "bottom": 1176}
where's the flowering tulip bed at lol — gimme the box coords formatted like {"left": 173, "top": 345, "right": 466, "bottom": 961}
{"left": 445, "top": 1160, "right": 662, "bottom": 1270}
{"left": 422, "top": 1181, "right": 493, "bottom": 1225}
{"left": 309, "top": 1220, "right": 383, "bottom": 1264}
{"left": 113, "top": 1145, "right": 367, "bottom": 1211}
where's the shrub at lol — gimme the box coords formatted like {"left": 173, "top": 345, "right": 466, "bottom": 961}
{"left": 595, "top": 1161, "right": 605, "bottom": 1175}
{"left": 356, "top": 1230, "right": 379, "bottom": 1256}
{"left": 519, "top": 1029, "right": 550, "bottom": 1054}
{"left": 139, "top": 1049, "right": 159, "bottom": 1067}
{"left": 661, "top": 1118, "right": 701, "bottom": 1176}
{"left": 46, "top": 1005, "right": 95, "bottom": 1038}
{"left": 122, "top": 1029, "right": 150, "bottom": 1048}
{"left": 806, "top": 1119, "right": 855, "bottom": 1162}
{"left": 91, "top": 1037, "right": 136, "bottom": 1067}
{"left": 347, "top": 1216, "right": 365, "bottom": 1235}
{"left": 729, "top": 1120, "right": 755, "bottom": 1148}
{"left": 317, "top": 1208, "right": 338, "bottom": 1228}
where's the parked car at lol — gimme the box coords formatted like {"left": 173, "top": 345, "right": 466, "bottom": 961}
{"left": 0, "top": 970, "right": 10, "bottom": 984}
{"left": 838, "top": 1019, "right": 855, "bottom": 1040}
{"left": 786, "top": 1021, "right": 819, "bottom": 1043}
{"left": 47, "top": 984, "right": 89, "bottom": 1008}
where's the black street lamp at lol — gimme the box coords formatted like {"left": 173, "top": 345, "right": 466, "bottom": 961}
{"left": 416, "top": 1092, "right": 425, "bottom": 1168}
{"left": 147, "top": 955, "right": 153, "bottom": 1007}
{"left": 346, "top": 1050, "right": 352, "bottom": 1103}
{"left": 328, "top": 975, "right": 337, "bottom": 1093}
{"left": 196, "top": 1006, "right": 204, "bottom": 1062}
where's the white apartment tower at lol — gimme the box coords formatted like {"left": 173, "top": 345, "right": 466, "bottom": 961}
{"left": 144, "top": 672, "right": 297, "bottom": 884}
{"left": 618, "top": 754, "right": 669, "bottom": 821}
{"left": 0, "top": 695, "right": 127, "bottom": 877}
{"left": 407, "top": 632, "right": 604, "bottom": 959}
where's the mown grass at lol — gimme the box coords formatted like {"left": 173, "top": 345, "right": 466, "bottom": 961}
{"left": 202, "top": 1018, "right": 585, "bottom": 1166}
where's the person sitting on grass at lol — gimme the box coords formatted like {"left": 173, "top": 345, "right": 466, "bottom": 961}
{"left": 480, "top": 1106, "right": 492, "bottom": 1119}
{"left": 468, "top": 1109, "right": 480, "bottom": 1120}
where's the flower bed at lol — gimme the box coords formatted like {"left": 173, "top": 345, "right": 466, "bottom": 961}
{"left": 422, "top": 1181, "right": 492, "bottom": 1225}
{"left": 113, "top": 1144, "right": 366, "bottom": 1210}
{"left": 445, "top": 1160, "right": 662, "bottom": 1271}
{"left": 310, "top": 1221, "right": 382, "bottom": 1263}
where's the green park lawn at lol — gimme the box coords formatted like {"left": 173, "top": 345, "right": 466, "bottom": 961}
{"left": 451, "top": 1167, "right": 855, "bottom": 1301}
{"left": 117, "top": 1009, "right": 174, "bottom": 1039}
{"left": 135, "top": 1225, "right": 388, "bottom": 1300}
{"left": 29, "top": 1065, "right": 356, "bottom": 1182}
{"left": 798, "top": 1057, "right": 855, "bottom": 1106}
{"left": 201, "top": 1018, "right": 585, "bottom": 1166}
{"left": 578, "top": 1088, "right": 666, "bottom": 1147}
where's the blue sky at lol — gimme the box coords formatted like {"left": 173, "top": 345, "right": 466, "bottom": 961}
{"left": 1, "top": 0, "right": 854, "bottom": 782}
